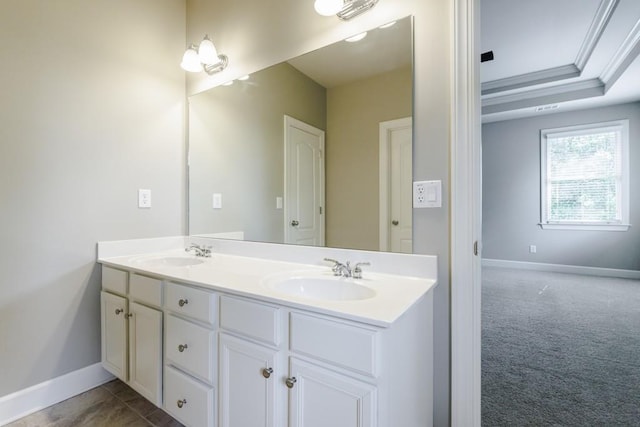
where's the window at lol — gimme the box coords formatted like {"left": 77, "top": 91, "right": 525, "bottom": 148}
{"left": 540, "top": 120, "right": 630, "bottom": 231}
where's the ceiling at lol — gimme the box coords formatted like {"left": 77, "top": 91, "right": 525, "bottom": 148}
{"left": 481, "top": 0, "right": 640, "bottom": 122}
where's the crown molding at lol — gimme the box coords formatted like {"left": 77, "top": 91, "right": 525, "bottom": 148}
{"left": 482, "top": 78, "right": 604, "bottom": 114}
{"left": 574, "top": 0, "right": 619, "bottom": 70}
{"left": 600, "top": 18, "right": 640, "bottom": 91}
{"left": 481, "top": 0, "right": 617, "bottom": 96}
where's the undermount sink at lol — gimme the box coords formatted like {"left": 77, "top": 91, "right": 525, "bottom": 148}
{"left": 138, "top": 256, "right": 205, "bottom": 268}
{"left": 264, "top": 273, "right": 376, "bottom": 301}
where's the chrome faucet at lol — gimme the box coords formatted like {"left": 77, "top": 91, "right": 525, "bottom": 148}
{"left": 185, "top": 243, "right": 212, "bottom": 257}
{"left": 324, "top": 258, "right": 370, "bottom": 278}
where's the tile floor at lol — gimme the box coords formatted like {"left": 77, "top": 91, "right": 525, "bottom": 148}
{"left": 7, "top": 379, "right": 183, "bottom": 427}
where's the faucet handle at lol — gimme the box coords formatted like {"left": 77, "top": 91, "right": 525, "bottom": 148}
{"left": 352, "top": 262, "right": 370, "bottom": 279}
{"left": 323, "top": 258, "right": 344, "bottom": 275}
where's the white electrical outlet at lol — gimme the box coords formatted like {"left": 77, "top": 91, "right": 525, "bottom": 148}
{"left": 413, "top": 180, "right": 441, "bottom": 208}
{"left": 138, "top": 189, "right": 151, "bottom": 208}
{"left": 529, "top": 245, "right": 537, "bottom": 254}
{"left": 213, "top": 193, "right": 222, "bottom": 209}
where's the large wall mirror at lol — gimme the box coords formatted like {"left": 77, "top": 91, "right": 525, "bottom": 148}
{"left": 188, "top": 16, "right": 413, "bottom": 253}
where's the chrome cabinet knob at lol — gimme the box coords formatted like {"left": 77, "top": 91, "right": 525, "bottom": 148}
{"left": 178, "top": 344, "right": 188, "bottom": 353}
{"left": 262, "top": 367, "right": 273, "bottom": 379}
{"left": 392, "top": 220, "right": 399, "bottom": 226}
{"left": 114, "top": 308, "right": 123, "bottom": 315}
{"left": 177, "top": 399, "right": 187, "bottom": 408}
{"left": 285, "top": 377, "right": 297, "bottom": 389}
{"left": 178, "top": 298, "right": 188, "bottom": 307}
{"left": 290, "top": 220, "right": 299, "bottom": 227}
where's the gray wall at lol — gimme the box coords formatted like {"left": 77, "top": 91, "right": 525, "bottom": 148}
{"left": 326, "top": 66, "right": 412, "bottom": 251}
{"left": 186, "top": 1, "right": 452, "bottom": 425}
{"left": 482, "top": 102, "right": 640, "bottom": 271}
{"left": 189, "top": 62, "right": 326, "bottom": 242}
{"left": 0, "top": 0, "right": 186, "bottom": 397}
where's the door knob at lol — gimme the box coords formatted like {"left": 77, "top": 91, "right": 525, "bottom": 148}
{"left": 290, "top": 220, "right": 299, "bottom": 227}
{"left": 177, "top": 399, "right": 187, "bottom": 408}
{"left": 178, "top": 344, "right": 188, "bottom": 353}
{"left": 114, "top": 308, "right": 123, "bottom": 315}
{"left": 178, "top": 298, "right": 188, "bottom": 307}
{"left": 392, "top": 220, "right": 399, "bottom": 226}
{"left": 262, "top": 367, "right": 273, "bottom": 379}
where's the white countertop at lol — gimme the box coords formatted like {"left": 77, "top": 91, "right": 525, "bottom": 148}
{"left": 98, "top": 248, "right": 437, "bottom": 328}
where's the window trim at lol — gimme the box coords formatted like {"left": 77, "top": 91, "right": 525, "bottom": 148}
{"left": 539, "top": 119, "right": 631, "bottom": 231}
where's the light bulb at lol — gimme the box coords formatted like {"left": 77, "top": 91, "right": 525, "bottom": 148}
{"left": 314, "top": 0, "right": 343, "bottom": 16}
{"left": 181, "top": 46, "right": 203, "bottom": 72}
{"left": 198, "top": 35, "right": 219, "bottom": 65}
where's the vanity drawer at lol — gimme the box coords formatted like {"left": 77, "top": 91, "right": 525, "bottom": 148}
{"left": 164, "top": 365, "right": 215, "bottom": 427}
{"left": 166, "top": 315, "right": 216, "bottom": 384}
{"left": 289, "top": 312, "right": 379, "bottom": 377}
{"left": 165, "top": 282, "right": 217, "bottom": 325}
{"left": 102, "top": 266, "right": 128, "bottom": 295}
{"left": 220, "top": 295, "right": 281, "bottom": 346}
{"left": 129, "top": 274, "right": 162, "bottom": 307}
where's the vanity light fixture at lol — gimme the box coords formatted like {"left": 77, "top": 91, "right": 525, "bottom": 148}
{"left": 314, "top": 0, "right": 379, "bottom": 20}
{"left": 181, "top": 34, "right": 229, "bottom": 75}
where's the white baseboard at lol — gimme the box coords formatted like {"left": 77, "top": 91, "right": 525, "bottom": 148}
{"left": 0, "top": 363, "right": 114, "bottom": 426}
{"left": 482, "top": 258, "right": 640, "bottom": 280}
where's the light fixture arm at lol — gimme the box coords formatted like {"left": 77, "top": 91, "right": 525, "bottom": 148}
{"left": 203, "top": 54, "right": 229, "bottom": 75}
{"left": 336, "top": 0, "right": 379, "bottom": 20}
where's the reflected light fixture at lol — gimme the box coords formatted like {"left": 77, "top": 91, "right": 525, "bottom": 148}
{"left": 181, "top": 34, "right": 228, "bottom": 75}
{"left": 314, "top": 0, "right": 379, "bottom": 20}
{"left": 345, "top": 32, "right": 367, "bottom": 42}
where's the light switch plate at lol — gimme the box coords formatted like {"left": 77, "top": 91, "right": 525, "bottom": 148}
{"left": 413, "top": 180, "right": 441, "bottom": 208}
{"left": 138, "top": 189, "right": 151, "bottom": 208}
{"left": 213, "top": 193, "right": 222, "bottom": 209}
{"left": 276, "top": 197, "right": 283, "bottom": 209}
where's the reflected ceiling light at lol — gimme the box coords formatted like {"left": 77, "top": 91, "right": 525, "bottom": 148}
{"left": 345, "top": 32, "right": 367, "bottom": 42}
{"left": 379, "top": 21, "right": 396, "bottom": 29}
{"left": 238, "top": 75, "right": 250, "bottom": 81}
{"left": 181, "top": 34, "right": 228, "bottom": 75}
{"left": 222, "top": 80, "right": 234, "bottom": 86}
{"left": 314, "top": 0, "right": 379, "bottom": 20}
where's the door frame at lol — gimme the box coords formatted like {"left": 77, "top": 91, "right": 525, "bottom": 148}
{"left": 451, "top": 0, "right": 482, "bottom": 425}
{"left": 283, "top": 115, "right": 325, "bottom": 246}
{"left": 379, "top": 117, "right": 412, "bottom": 252}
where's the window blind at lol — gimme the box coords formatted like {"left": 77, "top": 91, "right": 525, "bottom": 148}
{"left": 545, "top": 128, "right": 621, "bottom": 223}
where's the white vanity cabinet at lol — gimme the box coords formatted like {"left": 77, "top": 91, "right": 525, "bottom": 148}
{"left": 100, "top": 260, "right": 434, "bottom": 427}
{"left": 100, "top": 267, "right": 163, "bottom": 406}
{"left": 162, "top": 282, "right": 218, "bottom": 427}
{"left": 215, "top": 294, "right": 431, "bottom": 427}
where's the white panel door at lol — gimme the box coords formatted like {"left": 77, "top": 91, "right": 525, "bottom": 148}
{"left": 284, "top": 115, "right": 325, "bottom": 246}
{"left": 101, "top": 291, "right": 128, "bottom": 381}
{"left": 219, "top": 333, "right": 278, "bottom": 427}
{"left": 390, "top": 124, "right": 413, "bottom": 253}
{"left": 288, "top": 358, "right": 377, "bottom": 427}
{"left": 379, "top": 117, "right": 412, "bottom": 253}
{"left": 128, "top": 302, "right": 163, "bottom": 406}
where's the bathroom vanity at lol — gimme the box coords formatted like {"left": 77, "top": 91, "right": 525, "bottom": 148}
{"left": 98, "top": 237, "right": 437, "bottom": 427}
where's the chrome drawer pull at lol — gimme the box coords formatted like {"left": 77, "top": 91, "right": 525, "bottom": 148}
{"left": 177, "top": 398, "right": 187, "bottom": 408}
{"left": 262, "top": 367, "right": 273, "bottom": 379}
{"left": 114, "top": 308, "right": 123, "bottom": 315}
{"left": 178, "top": 298, "right": 188, "bottom": 307}
{"left": 178, "top": 344, "right": 188, "bottom": 353}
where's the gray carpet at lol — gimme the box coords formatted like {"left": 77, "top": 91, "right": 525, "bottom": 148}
{"left": 482, "top": 267, "right": 640, "bottom": 426}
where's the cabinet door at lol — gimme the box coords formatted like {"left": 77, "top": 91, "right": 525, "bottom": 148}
{"left": 129, "top": 302, "right": 163, "bottom": 406}
{"left": 101, "top": 291, "right": 128, "bottom": 381}
{"left": 219, "top": 333, "right": 278, "bottom": 427}
{"left": 288, "top": 358, "right": 377, "bottom": 427}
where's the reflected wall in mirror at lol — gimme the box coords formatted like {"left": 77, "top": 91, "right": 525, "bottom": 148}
{"left": 188, "top": 16, "right": 413, "bottom": 252}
